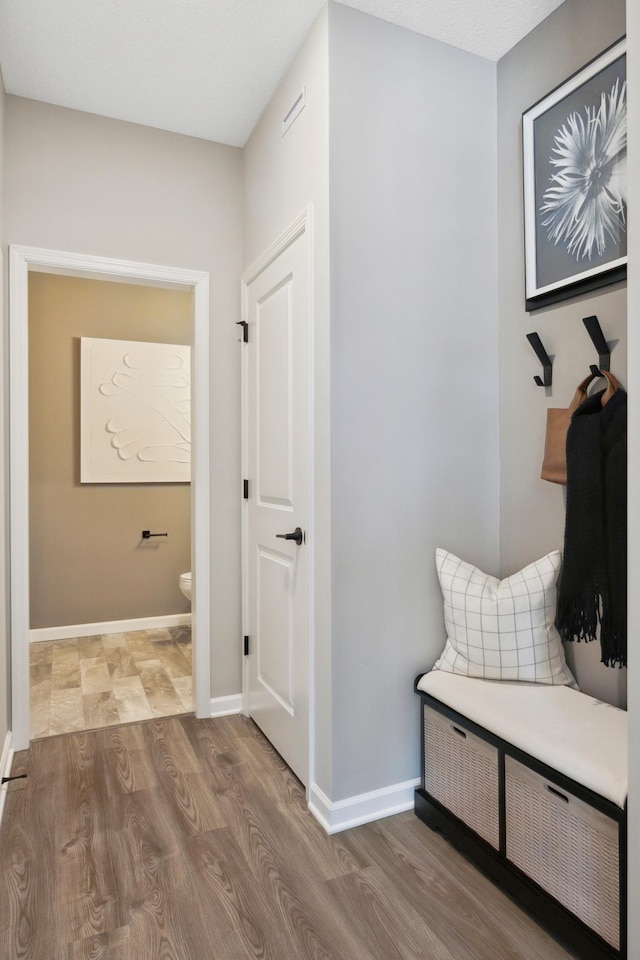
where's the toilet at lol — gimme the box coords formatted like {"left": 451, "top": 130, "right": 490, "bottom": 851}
{"left": 179, "top": 571, "right": 192, "bottom": 602}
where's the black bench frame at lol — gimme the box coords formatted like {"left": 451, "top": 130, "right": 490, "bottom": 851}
{"left": 414, "top": 674, "right": 627, "bottom": 960}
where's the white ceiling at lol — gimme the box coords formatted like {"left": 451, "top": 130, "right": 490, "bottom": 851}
{"left": 0, "top": 0, "right": 565, "bottom": 148}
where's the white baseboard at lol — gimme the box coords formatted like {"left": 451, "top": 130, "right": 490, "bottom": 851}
{"left": 308, "top": 777, "right": 420, "bottom": 834}
{"left": 210, "top": 694, "right": 243, "bottom": 718}
{"left": 0, "top": 730, "right": 15, "bottom": 832}
{"left": 30, "top": 612, "right": 192, "bottom": 643}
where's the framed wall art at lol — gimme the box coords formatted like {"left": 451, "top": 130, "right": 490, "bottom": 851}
{"left": 523, "top": 38, "right": 626, "bottom": 311}
{"left": 81, "top": 337, "right": 191, "bottom": 483}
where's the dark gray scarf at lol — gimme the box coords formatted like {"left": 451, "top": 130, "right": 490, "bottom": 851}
{"left": 555, "top": 387, "right": 627, "bottom": 667}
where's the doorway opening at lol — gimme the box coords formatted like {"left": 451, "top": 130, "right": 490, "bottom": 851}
{"left": 10, "top": 246, "right": 212, "bottom": 750}
{"left": 28, "top": 272, "right": 193, "bottom": 738}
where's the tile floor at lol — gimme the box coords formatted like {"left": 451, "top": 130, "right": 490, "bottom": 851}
{"left": 29, "top": 625, "right": 193, "bottom": 739}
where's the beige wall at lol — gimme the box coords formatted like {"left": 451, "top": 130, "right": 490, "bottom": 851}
{"left": 497, "top": 0, "right": 627, "bottom": 706}
{"left": 29, "top": 273, "right": 191, "bottom": 629}
{"left": 3, "top": 98, "right": 244, "bottom": 697}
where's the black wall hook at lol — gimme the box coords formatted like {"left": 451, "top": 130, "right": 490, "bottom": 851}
{"left": 526, "top": 332, "right": 552, "bottom": 387}
{"left": 583, "top": 315, "right": 610, "bottom": 375}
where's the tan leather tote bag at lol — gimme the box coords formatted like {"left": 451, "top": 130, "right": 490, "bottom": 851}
{"left": 541, "top": 370, "right": 620, "bottom": 484}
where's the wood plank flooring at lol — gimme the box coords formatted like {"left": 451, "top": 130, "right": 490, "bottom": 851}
{"left": 0, "top": 714, "right": 577, "bottom": 960}
{"left": 30, "top": 627, "right": 193, "bottom": 739}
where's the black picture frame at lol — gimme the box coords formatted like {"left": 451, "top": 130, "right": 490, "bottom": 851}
{"left": 523, "top": 38, "right": 626, "bottom": 311}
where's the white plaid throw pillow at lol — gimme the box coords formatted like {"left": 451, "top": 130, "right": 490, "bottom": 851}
{"left": 433, "top": 549, "right": 576, "bottom": 686}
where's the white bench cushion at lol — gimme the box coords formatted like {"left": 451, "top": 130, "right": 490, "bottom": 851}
{"left": 417, "top": 671, "right": 627, "bottom": 809}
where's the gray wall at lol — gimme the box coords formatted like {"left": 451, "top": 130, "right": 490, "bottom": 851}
{"left": 625, "top": 3, "right": 638, "bottom": 953}
{"left": 29, "top": 274, "right": 191, "bottom": 629}
{"left": 3, "top": 99, "right": 244, "bottom": 697}
{"left": 243, "top": 8, "right": 333, "bottom": 792}
{"left": 0, "top": 69, "right": 7, "bottom": 749}
{"left": 328, "top": 4, "right": 500, "bottom": 800}
{"left": 497, "top": 0, "right": 627, "bottom": 706}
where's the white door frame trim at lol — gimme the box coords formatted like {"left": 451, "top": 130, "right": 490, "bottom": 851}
{"left": 9, "top": 245, "right": 212, "bottom": 750}
{"left": 240, "top": 207, "right": 315, "bottom": 793}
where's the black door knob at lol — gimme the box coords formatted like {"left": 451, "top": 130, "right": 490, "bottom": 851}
{"left": 276, "top": 527, "right": 304, "bottom": 545}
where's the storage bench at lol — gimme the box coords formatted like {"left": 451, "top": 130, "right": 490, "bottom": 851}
{"left": 414, "top": 671, "right": 628, "bottom": 960}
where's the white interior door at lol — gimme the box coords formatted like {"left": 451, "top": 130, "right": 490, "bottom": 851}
{"left": 243, "top": 220, "right": 310, "bottom": 785}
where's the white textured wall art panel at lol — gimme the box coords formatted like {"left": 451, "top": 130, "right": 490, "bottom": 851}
{"left": 80, "top": 337, "right": 190, "bottom": 483}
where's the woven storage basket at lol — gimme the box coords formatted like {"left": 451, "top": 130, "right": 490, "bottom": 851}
{"left": 505, "top": 756, "right": 620, "bottom": 949}
{"left": 423, "top": 705, "right": 500, "bottom": 849}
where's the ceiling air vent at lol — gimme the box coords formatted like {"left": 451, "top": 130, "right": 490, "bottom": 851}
{"left": 282, "top": 87, "right": 306, "bottom": 137}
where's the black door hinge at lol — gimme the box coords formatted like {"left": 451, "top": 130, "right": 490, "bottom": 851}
{"left": 243, "top": 635, "right": 250, "bottom": 656}
{"left": 243, "top": 479, "right": 249, "bottom": 500}
{"left": 236, "top": 320, "right": 249, "bottom": 343}
{"left": 1, "top": 773, "right": 26, "bottom": 785}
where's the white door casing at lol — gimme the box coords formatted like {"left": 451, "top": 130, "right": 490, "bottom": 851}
{"left": 9, "top": 246, "right": 211, "bottom": 750}
{"left": 241, "top": 210, "right": 313, "bottom": 786}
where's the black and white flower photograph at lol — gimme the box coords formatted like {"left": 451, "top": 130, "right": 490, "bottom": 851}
{"left": 523, "top": 39, "right": 626, "bottom": 309}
